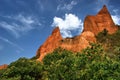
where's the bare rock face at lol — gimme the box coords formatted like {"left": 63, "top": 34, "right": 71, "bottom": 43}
{"left": 81, "top": 31, "right": 96, "bottom": 42}
{"left": 37, "top": 27, "right": 96, "bottom": 61}
{"left": 84, "top": 5, "right": 118, "bottom": 35}
{"left": 60, "top": 31, "right": 96, "bottom": 52}
{"left": 36, "top": 5, "right": 118, "bottom": 61}
{"left": 36, "top": 27, "right": 62, "bottom": 61}
{"left": 0, "top": 64, "right": 8, "bottom": 70}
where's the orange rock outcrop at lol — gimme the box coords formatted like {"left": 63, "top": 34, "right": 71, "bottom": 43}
{"left": 0, "top": 64, "right": 8, "bottom": 70}
{"left": 36, "top": 5, "right": 118, "bottom": 61}
{"left": 36, "top": 27, "right": 62, "bottom": 61}
{"left": 36, "top": 27, "right": 96, "bottom": 61}
{"left": 60, "top": 31, "right": 96, "bottom": 52}
{"left": 84, "top": 5, "right": 118, "bottom": 35}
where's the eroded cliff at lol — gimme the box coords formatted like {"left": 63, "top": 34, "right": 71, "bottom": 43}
{"left": 36, "top": 5, "right": 118, "bottom": 61}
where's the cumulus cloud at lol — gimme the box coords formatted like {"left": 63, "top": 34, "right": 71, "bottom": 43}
{"left": 111, "top": 9, "right": 120, "bottom": 25}
{"left": 52, "top": 13, "right": 83, "bottom": 38}
{"left": 0, "top": 14, "right": 41, "bottom": 38}
{"left": 57, "top": 1, "right": 77, "bottom": 11}
{"left": 112, "top": 15, "right": 120, "bottom": 25}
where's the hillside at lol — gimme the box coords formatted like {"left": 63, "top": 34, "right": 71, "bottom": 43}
{"left": 36, "top": 5, "right": 118, "bottom": 61}
{"left": 0, "top": 36, "right": 120, "bottom": 79}
{"left": 0, "top": 5, "right": 120, "bottom": 80}
{"left": 96, "top": 28, "right": 120, "bottom": 58}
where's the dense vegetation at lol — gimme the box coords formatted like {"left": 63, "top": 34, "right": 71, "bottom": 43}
{"left": 0, "top": 58, "right": 43, "bottom": 80}
{"left": 96, "top": 29, "right": 120, "bottom": 58}
{"left": 0, "top": 29, "right": 120, "bottom": 80}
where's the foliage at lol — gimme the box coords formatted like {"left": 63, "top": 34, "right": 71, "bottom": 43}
{"left": 43, "top": 48, "right": 76, "bottom": 79}
{"left": 42, "top": 44, "right": 120, "bottom": 80}
{"left": 1, "top": 29, "right": 120, "bottom": 80}
{"left": 96, "top": 29, "right": 120, "bottom": 58}
{"left": 116, "top": 24, "right": 120, "bottom": 30}
{"left": 1, "top": 58, "right": 43, "bottom": 80}
{"left": 30, "top": 56, "right": 38, "bottom": 60}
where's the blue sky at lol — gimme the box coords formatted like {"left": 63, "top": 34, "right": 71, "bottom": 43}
{"left": 0, "top": 0, "right": 120, "bottom": 65}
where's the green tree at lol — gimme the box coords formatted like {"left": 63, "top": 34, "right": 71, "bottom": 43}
{"left": 42, "top": 44, "right": 120, "bottom": 80}
{"left": 2, "top": 58, "right": 43, "bottom": 80}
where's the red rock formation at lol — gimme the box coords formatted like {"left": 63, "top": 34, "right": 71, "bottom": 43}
{"left": 0, "top": 64, "right": 8, "bottom": 70}
{"left": 60, "top": 31, "right": 96, "bottom": 52}
{"left": 36, "top": 5, "right": 118, "bottom": 61}
{"left": 36, "top": 27, "right": 96, "bottom": 61}
{"left": 36, "top": 27, "right": 62, "bottom": 61}
{"left": 84, "top": 5, "right": 118, "bottom": 35}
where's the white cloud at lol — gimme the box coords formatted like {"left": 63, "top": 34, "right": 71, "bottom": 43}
{"left": 0, "top": 22, "right": 20, "bottom": 37}
{"left": 0, "top": 36, "right": 24, "bottom": 51}
{"left": 112, "top": 15, "right": 120, "bottom": 25}
{"left": 15, "top": 14, "right": 34, "bottom": 24}
{"left": 0, "top": 14, "right": 41, "bottom": 38}
{"left": 52, "top": 13, "right": 83, "bottom": 38}
{"left": 113, "top": 9, "right": 119, "bottom": 14}
{"left": 57, "top": 1, "right": 77, "bottom": 11}
{"left": 111, "top": 9, "right": 120, "bottom": 25}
